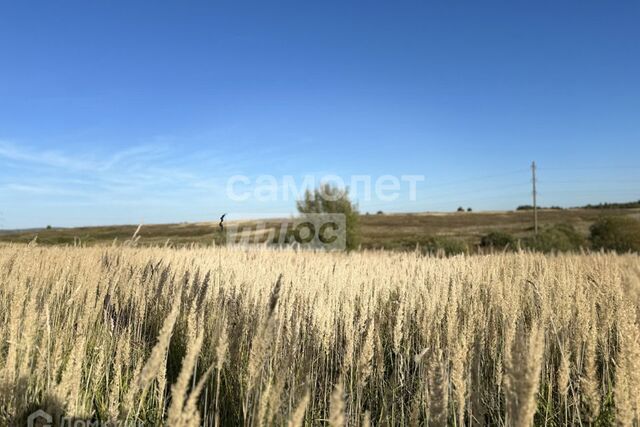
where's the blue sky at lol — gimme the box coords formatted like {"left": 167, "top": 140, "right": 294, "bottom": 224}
{"left": 1, "top": 0, "right": 639, "bottom": 228}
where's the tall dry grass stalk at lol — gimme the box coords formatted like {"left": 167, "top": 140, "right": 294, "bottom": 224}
{"left": 0, "top": 244, "right": 638, "bottom": 425}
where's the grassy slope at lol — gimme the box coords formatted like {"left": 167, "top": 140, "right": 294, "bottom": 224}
{"left": 360, "top": 208, "right": 640, "bottom": 249}
{"left": 2, "top": 207, "right": 639, "bottom": 248}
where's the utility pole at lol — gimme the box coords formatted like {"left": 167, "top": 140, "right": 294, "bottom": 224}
{"left": 531, "top": 161, "right": 538, "bottom": 235}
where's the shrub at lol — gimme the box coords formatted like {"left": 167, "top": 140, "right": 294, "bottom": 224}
{"left": 589, "top": 216, "right": 640, "bottom": 252}
{"left": 467, "top": 207, "right": 472, "bottom": 212}
{"left": 480, "top": 231, "right": 516, "bottom": 249}
{"left": 524, "top": 224, "right": 586, "bottom": 252}
{"left": 422, "top": 237, "right": 468, "bottom": 256}
{"left": 457, "top": 206, "right": 465, "bottom": 212}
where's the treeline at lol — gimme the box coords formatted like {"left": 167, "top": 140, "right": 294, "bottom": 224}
{"left": 579, "top": 199, "right": 640, "bottom": 209}
{"left": 516, "top": 200, "right": 640, "bottom": 211}
{"left": 516, "top": 205, "right": 563, "bottom": 210}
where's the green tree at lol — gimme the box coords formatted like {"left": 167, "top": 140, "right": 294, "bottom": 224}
{"left": 296, "top": 183, "right": 360, "bottom": 250}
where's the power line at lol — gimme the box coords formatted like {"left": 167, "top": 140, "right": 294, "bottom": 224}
{"left": 538, "top": 166, "right": 640, "bottom": 171}
{"left": 421, "top": 169, "right": 529, "bottom": 189}
{"left": 357, "top": 183, "right": 530, "bottom": 208}
{"left": 539, "top": 179, "right": 640, "bottom": 185}
{"left": 360, "top": 191, "right": 533, "bottom": 210}
{"left": 358, "top": 162, "right": 638, "bottom": 211}
{"left": 540, "top": 189, "right": 640, "bottom": 195}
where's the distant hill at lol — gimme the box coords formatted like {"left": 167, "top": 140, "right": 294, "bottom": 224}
{"left": 2, "top": 206, "right": 640, "bottom": 251}
{"left": 0, "top": 228, "right": 45, "bottom": 235}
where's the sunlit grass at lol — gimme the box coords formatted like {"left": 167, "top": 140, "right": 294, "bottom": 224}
{"left": 0, "top": 244, "right": 638, "bottom": 425}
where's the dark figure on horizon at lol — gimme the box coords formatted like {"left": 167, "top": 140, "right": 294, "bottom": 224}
{"left": 219, "top": 213, "right": 226, "bottom": 231}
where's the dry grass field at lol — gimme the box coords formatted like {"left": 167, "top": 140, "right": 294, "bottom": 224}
{"left": 1, "top": 244, "right": 640, "bottom": 426}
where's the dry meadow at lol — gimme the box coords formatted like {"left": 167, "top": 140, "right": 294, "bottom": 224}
{"left": 1, "top": 244, "right": 639, "bottom": 426}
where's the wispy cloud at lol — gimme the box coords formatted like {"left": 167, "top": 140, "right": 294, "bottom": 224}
{"left": 0, "top": 141, "right": 95, "bottom": 171}
{"left": 0, "top": 183, "right": 86, "bottom": 196}
{"left": 0, "top": 140, "right": 168, "bottom": 173}
{"left": 0, "top": 135, "right": 314, "bottom": 228}
{"left": 0, "top": 139, "right": 232, "bottom": 201}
